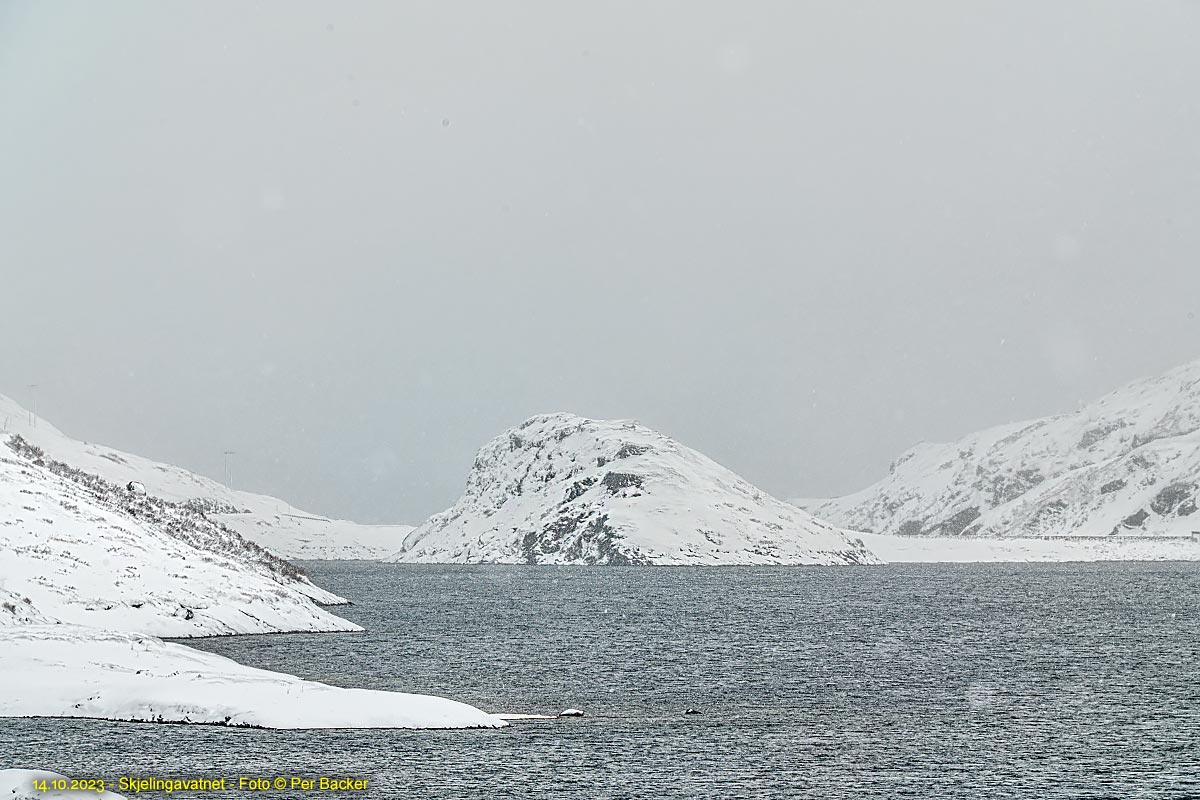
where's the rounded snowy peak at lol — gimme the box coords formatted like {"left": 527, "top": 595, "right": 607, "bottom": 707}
{"left": 389, "top": 414, "right": 878, "bottom": 566}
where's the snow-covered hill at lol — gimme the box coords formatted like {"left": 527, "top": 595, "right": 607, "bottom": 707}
{"left": 388, "top": 413, "right": 879, "bottom": 565}
{"left": 0, "top": 393, "right": 410, "bottom": 559}
{"left": 1, "top": 435, "right": 357, "bottom": 637}
{"left": 810, "top": 359, "right": 1200, "bottom": 541}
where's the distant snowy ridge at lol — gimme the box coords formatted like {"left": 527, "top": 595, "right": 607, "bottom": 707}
{"left": 388, "top": 413, "right": 879, "bottom": 565}
{"left": 811, "top": 358, "right": 1200, "bottom": 541}
{"left": 0, "top": 392, "right": 411, "bottom": 559}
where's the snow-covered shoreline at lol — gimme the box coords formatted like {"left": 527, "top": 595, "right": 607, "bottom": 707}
{"left": 858, "top": 532, "right": 1200, "bottom": 563}
{"left": 1, "top": 625, "right": 505, "bottom": 730}
{"left": 0, "top": 392, "right": 511, "bottom": 730}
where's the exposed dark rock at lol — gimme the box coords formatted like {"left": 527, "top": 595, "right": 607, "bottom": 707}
{"left": 990, "top": 469, "right": 1045, "bottom": 505}
{"left": 1151, "top": 483, "right": 1197, "bottom": 517}
{"left": 601, "top": 472, "right": 644, "bottom": 494}
{"left": 1120, "top": 509, "right": 1150, "bottom": 529}
{"left": 615, "top": 443, "right": 650, "bottom": 459}
{"left": 182, "top": 497, "right": 250, "bottom": 515}
{"left": 1025, "top": 500, "right": 1068, "bottom": 532}
{"left": 1099, "top": 479, "right": 1127, "bottom": 495}
{"left": 938, "top": 507, "right": 981, "bottom": 536}
{"left": 1078, "top": 420, "right": 1128, "bottom": 449}
{"left": 522, "top": 509, "right": 634, "bottom": 565}
{"left": 563, "top": 476, "right": 596, "bottom": 503}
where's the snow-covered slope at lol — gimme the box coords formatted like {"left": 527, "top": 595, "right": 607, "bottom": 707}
{"left": 0, "top": 437, "right": 358, "bottom": 637}
{"left": 0, "top": 625, "right": 504, "bottom": 729}
{"left": 0, "top": 394, "right": 508, "bottom": 730}
{"left": 388, "top": 413, "right": 879, "bottom": 565}
{"left": 811, "top": 359, "right": 1200, "bottom": 541}
{"left": 0, "top": 587, "right": 49, "bottom": 627}
{"left": 0, "top": 393, "right": 410, "bottom": 559}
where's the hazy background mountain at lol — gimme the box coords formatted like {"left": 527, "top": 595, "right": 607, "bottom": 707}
{"left": 2, "top": 1, "right": 1199, "bottom": 522}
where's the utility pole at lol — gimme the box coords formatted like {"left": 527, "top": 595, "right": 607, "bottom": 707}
{"left": 223, "top": 451, "right": 237, "bottom": 488}
{"left": 26, "top": 384, "right": 38, "bottom": 428}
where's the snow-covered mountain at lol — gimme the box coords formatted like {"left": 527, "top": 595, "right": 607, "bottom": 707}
{"left": 388, "top": 413, "right": 879, "bottom": 565}
{"left": 0, "top": 393, "right": 411, "bottom": 559}
{"left": 1, "top": 435, "right": 356, "bottom": 636}
{"left": 810, "top": 359, "right": 1200, "bottom": 540}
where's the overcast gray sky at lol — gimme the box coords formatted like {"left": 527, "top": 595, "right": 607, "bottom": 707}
{"left": 2, "top": 1, "right": 1199, "bottom": 523}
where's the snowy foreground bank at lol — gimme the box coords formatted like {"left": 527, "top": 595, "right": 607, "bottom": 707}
{"left": 1, "top": 770, "right": 126, "bottom": 800}
{"left": 859, "top": 532, "right": 1200, "bottom": 563}
{"left": 0, "top": 625, "right": 505, "bottom": 729}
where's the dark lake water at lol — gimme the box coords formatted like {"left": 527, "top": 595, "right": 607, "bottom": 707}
{"left": 3, "top": 562, "right": 1198, "bottom": 798}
